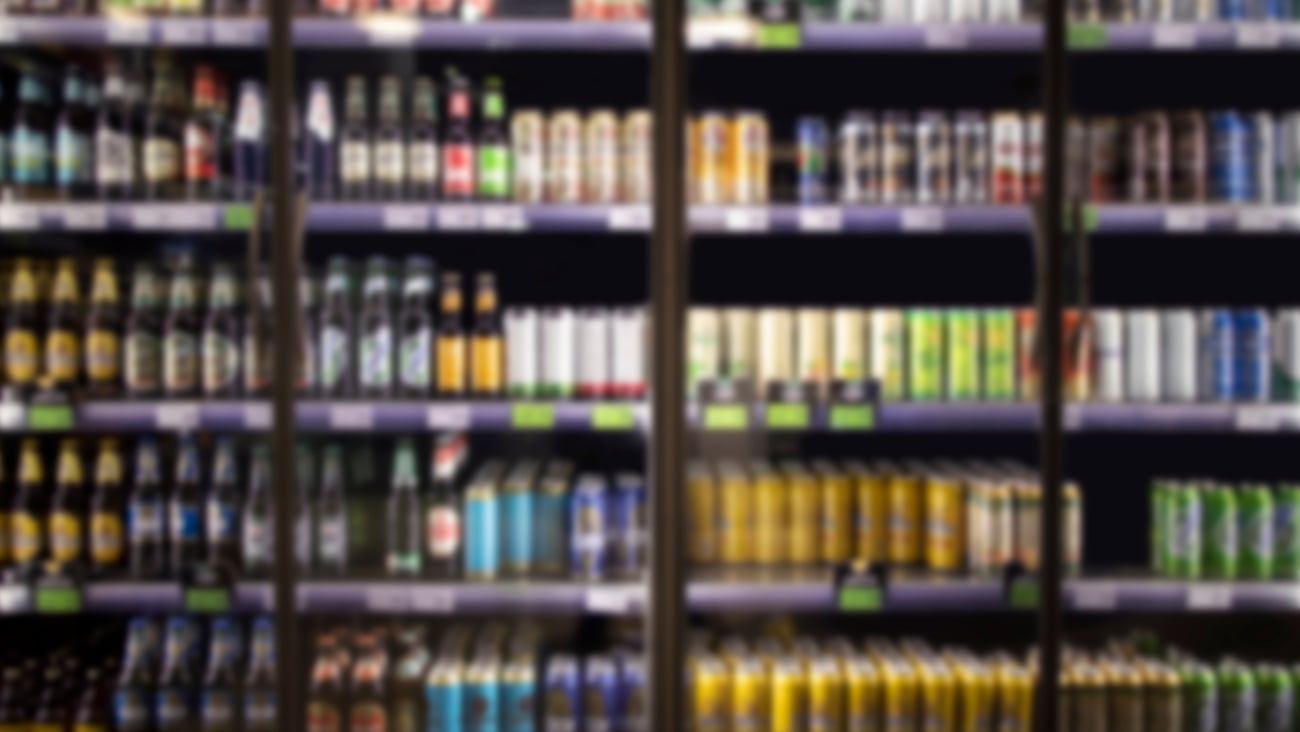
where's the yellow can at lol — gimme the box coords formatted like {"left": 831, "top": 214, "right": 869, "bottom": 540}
{"left": 887, "top": 468, "right": 923, "bottom": 566}
{"left": 996, "top": 661, "right": 1034, "bottom": 732}
{"left": 731, "top": 656, "right": 770, "bottom": 732}
{"left": 925, "top": 660, "right": 959, "bottom": 732}
{"left": 952, "top": 657, "right": 996, "bottom": 732}
{"left": 882, "top": 658, "right": 919, "bottom": 732}
{"left": 924, "top": 472, "right": 966, "bottom": 572}
{"left": 809, "top": 657, "right": 846, "bottom": 732}
{"left": 695, "top": 110, "right": 730, "bottom": 205}
{"left": 691, "top": 655, "right": 729, "bottom": 732}
{"left": 815, "top": 460, "right": 852, "bottom": 563}
{"left": 752, "top": 462, "right": 788, "bottom": 565}
{"left": 783, "top": 461, "right": 819, "bottom": 564}
{"left": 731, "top": 111, "right": 770, "bottom": 205}
{"left": 718, "top": 462, "right": 753, "bottom": 564}
{"left": 770, "top": 658, "right": 808, "bottom": 732}
{"left": 845, "top": 655, "right": 883, "bottom": 732}
{"left": 687, "top": 462, "right": 718, "bottom": 565}
{"left": 845, "top": 462, "right": 887, "bottom": 564}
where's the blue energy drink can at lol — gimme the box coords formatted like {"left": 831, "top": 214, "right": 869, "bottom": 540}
{"left": 619, "top": 653, "right": 647, "bottom": 732}
{"left": 570, "top": 473, "right": 610, "bottom": 580}
{"left": 610, "top": 473, "right": 646, "bottom": 577}
{"left": 583, "top": 655, "right": 622, "bottom": 732}
{"left": 1200, "top": 309, "right": 1236, "bottom": 401}
{"left": 796, "top": 116, "right": 831, "bottom": 204}
{"left": 504, "top": 461, "right": 541, "bottom": 577}
{"left": 1212, "top": 111, "right": 1252, "bottom": 202}
{"left": 537, "top": 461, "right": 573, "bottom": 577}
{"left": 545, "top": 654, "right": 582, "bottom": 732}
{"left": 465, "top": 461, "right": 506, "bottom": 580}
{"left": 1236, "top": 308, "right": 1272, "bottom": 402}
{"left": 502, "top": 652, "right": 537, "bottom": 732}
{"left": 465, "top": 654, "right": 502, "bottom": 732}
{"left": 425, "top": 655, "right": 465, "bottom": 732}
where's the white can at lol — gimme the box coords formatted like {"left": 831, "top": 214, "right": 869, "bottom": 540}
{"left": 1125, "top": 309, "right": 1162, "bottom": 402}
{"left": 722, "top": 308, "right": 755, "bottom": 388}
{"left": 1160, "top": 309, "right": 1198, "bottom": 402}
{"left": 1092, "top": 308, "right": 1125, "bottom": 403}
{"left": 831, "top": 308, "right": 868, "bottom": 383}
{"left": 621, "top": 110, "right": 653, "bottom": 204}
{"left": 540, "top": 307, "right": 577, "bottom": 398}
{"left": 577, "top": 308, "right": 611, "bottom": 399}
{"left": 687, "top": 307, "right": 722, "bottom": 394}
{"left": 796, "top": 308, "right": 831, "bottom": 399}
{"left": 756, "top": 308, "right": 794, "bottom": 393}
{"left": 991, "top": 112, "right": 1025, "bottom": 204}
{"left": 584, "top": 110, "right": 621, "bottom": 204}
{"left": 870, "top": 308, "right": 906, "bottom": 401}
{"left": 510, "top": 110, "right": 545, "bottom": 204}
{"left": 546, "top": 110, "right": 584, "bottom": 204}
{"left": 504, "top": 307, "right": 540, "bottom": 398}
{"left": 611, "top": 307, "right": 646, "bottom": 399}
{"left": 1274, "top": 308, "right": 1300, "bottom": 402}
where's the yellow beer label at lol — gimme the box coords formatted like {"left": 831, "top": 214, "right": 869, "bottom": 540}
{"left": 51, "top": 263, "right": 79, "bottom": 301}
{"left": 11, "top": 512, "right": 41, "bottom": 562}
{"left": 45, "top": 328, "right": 80, "bottom": 381}
{"left": 471, "top": 336, "right": 502, "bottom": 392}
{"left": 91, "top": 512, "right": 124, "bottom": 564}
{"left": 4, "top": 329, "right": 38, "bottom": 383}
{"left": 437, "top": 336, "right": 466, "bottom": 392}
{"left": 86, "top": 329, "right": 120, "bottom": 381}
{"left": 49, "top": 511, "right": 82, "bottom": 562}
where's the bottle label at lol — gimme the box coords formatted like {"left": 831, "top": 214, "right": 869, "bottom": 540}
{"left": 55, "top": 125, "right": 90, "bottom": 186}
{"left": 128, "top": 499, "right": 163, "bottom": 541}
{"left": 306, "top": 703, "right": 341, "bottom": 732}
{"left": 156, "top": 688, "right": 189, "bottom": 725}
{"left": 242, "top": 514, "right": 271, "bottom": 567}
{"left": 341, "top": 141, "right": 371, "bottom": 184}
{"left": 399, "top": 328, "right": 431, "bottom": 388}
{"left": 11, "top": 124, "right": 50, "bottom": 185}
{"left": 360, "top": 325, "right": 393, "bottom": 389}
{"left": 319, "top": 516, "right": 346, "bottom": 565}
{"left": 471, "top": 336, "right": 503, "bottom": 393}
{"left": 320, "top": 325, "right": 348, "bottom": 390}
{"left": 478, "top": 145, "right": 510, "bottom": 197}
{"left": 307, "top": 92, "right": 335, "bottom": 140}
{"left": 114, "top": 688, "right": 152, "bottom": 731}
{"left": 244, "top": 689, "right": 276, "bottom": 727}
{"left": 375, "top": 140, "right": 405, "bottom": 184}
{"left": 443, "top": 143, "right": 474, "bottom": 195}
{"left": 95, "top": 127, "right": 133, "bottom": 185}
{"left": 143, "top": 137, "right": 180, "bottom": 183}
{"left": 427, "top": 505, "right": 461, "bottom": 558}
{"left": 350, "top": 703, "right": 387, "bottom": 732}
{"left": 49, "top": 511, "right": 82, "bottom": 562}
{"left": 409, "top": 141, "right": 438, "bottom": 184}
{"left": 206, "top": 499, "right": 239, "bottom": 545}
{"left": 87, "top": 329, "right": 121, "bottom": 383}
{"left": 169, "top": 502, "right": 200, "bottom": 542}
{"left": 45, "top": 328, "right": 80, "bottom": 383}
{"left": 4, "top": 328, "right": 38, "bottom": 384}
{"left": 202, "top": 330, "right": 239, "bottom": 393}
{"left": 236, "top": 91, "right": 264, "bottom": 142}
{"left": 10, "top": 512, "right": 40, "bottom": 563}
{"left": 437, "top": 335, "right": 466, "bottom": 393}
{"left": 201, "top": 689, "right": 234, "bottom": 725}
{"left": 184, "top": 121, "right": 216, "bottom": 182}
{"left": 126, "top": 332, "right": 161, "bottom": 393}
{"left": 91, "top": 512, "right": 125, "bottom": 565}
{"left": 164, "top": 331, "right": 198, "bottom": 392}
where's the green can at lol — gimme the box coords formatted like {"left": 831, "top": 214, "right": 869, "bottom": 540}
{"left": 1274, "top": 484, "right": 1300, "bottom": 579}
{"left": 1240, "top": 484, "right": 1275, "bottom": 580}
{"left": 1170, "top": 483, "right": 1203, "bottom": 579}
{"left": 1256, "top": 665, "right": 1293, "bottom": 732}
{"left": 945, "top": 309, "right": 981, "bottom": 401}
{"left": 1220, "top": 664, "right": 1257, "bottom": 732}
{"left": 982, "top": 309, "right": 1017, "bottom": 401}
{"left": 1182, "top": 663, "right": 1219, "bottom": 732}
{"left": 1204, "top": 484, "right": 1239, "bottom": 580}
{"left": 906, "top": 309, "right": 944, "bottom": 401}
{"left": 1152, "top": 480, "right": 1172, "bottom": 575}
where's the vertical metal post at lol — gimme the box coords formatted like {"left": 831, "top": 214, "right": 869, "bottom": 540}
{"left": 269, "top": 3, "right": 301, "bottom": 732}
{"left": 1038, "top": 0, "right": 1067, "bottom": 726}
{"left": 650, "top": 0, "right": 687, "bottom": 724}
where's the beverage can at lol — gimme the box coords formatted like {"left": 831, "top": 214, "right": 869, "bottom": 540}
{"left": 542, "top": 655, "right": 582, "bottom": 732}
{"left": 982, "top": 309, "right": 1016, "bottom": 401}
{"left": 784, "top": 462, "right": 819, "bottom": 564}
{"left": 1274, "top": 484, "right": 1300, "bottom": 579}
{"left": 816, "top": 461, "right": 852, "bottom": 563}
{"left": 924, "top": 472, "right": 964, "bottom": 571}
{"left": 510, "top": 110, "right": 545, "bottom": 203}
{"left": 888, "top": 469, "right": 923, "bottom": 565}
{"left": 688, "top": 463, "right": 718, "bottom": 564}
{"left": 880, "top": 111, "right": 914, "bottom": 204}
{"left": 797, "top": 308, "right": 831, "bottom": 400}
{"left": 1064, "top": 481, "right": 1083, "bottom": 574}
{"left": 505, "top": 307, "right": 540, "bottom": 398}
{"left": 502, "top": 462, "right": 539, "bottom": 577}
{"left": 1173, "top": 110, "right": 1208, "bottom": 202}
{"left": 536, "top": 462, "right": 573, "bottom": 576}
{"left": 991, "top": 112, "right": 1025, "bottom": 204}
{"left": 1093, "top": 308, "right": 1125, "bottom": 402}
{"left": 797, "top": 116, "right": 831, "bottom": 204}
{"left": 770, "top": 659, "right": 807, "bottom": 732}
{"left": 832, "top": 308, "right": 868, "bottom": 384}
{"left": 1252, "top": 111, "right": 1276, "bottom": 204}
{"left": 1235, "top": 308, "right": 1272, "bottom": 402}
{"left": 906, "top": 309, "right": 944, "bottom": 401}
{"left": 1272, "top": 308, "right": 1300, "bottom": 401}
{"left": 1161, "top": 309, "right": 1198, "bottom": 402}
{"left": 1204, "top": 484, "right": 1239, "bottom": 579}
{"left": 1170, "top": 483, "right": 1203, "bottom": 579}
{"left": 718, "top": 462, "right": 753, "bottom": 564}
{"left": 1016, "top": 309, "right": 1039, "bottom": 400}
{"left": 1211, "top": 110, "right": 1252, "bottom": 203}
{"left": 808, "top": 658, "right": 846, "bottom": 732}
{"left": 688, "top": 307, "right": 722, "bottom": 395}
{"left": 611, "top": 307, "right": 647, "bottom": 398}
{"left": 840, "top": 112, "right": 879, "bottom": 204}
{"left": 946, "top": 309, "right": 981, "bottom": 401}
{"left": 954, "top": 111, "right": 990, "bottom": 204}
{"left": 570, "top": 474, "right": 609, "bottom": 580}
{"left": 1240, "top": 484, "right": 1275, "bottom": 579}
{"left": 752, "top": 462, "right": 787, "bottom": 565}
{"left": 582, "top": 655, "right": 621, "bottom": 732}
{"left": 577, "top": 307, "right": 611, "bottom": 399}
{"left": 848, "top": 462, "right": 887, "bottom": 564}
{"left": 757, "top": 309, "right": 795, "bottom": 394}
{"left": 1124, "top": 309, "right": 1161, "bottom": 403}
{"left": 915, "top": 110, "right": 952, "bottom": 204}
{"left": 696, "top": 111, "right": 730, "bottom": 204}
{"left": 546, "top": 110, "right": 583, "bottom": 203}
{"left": 540, "top": 307, "right": 577, "bottom": 398}
{"left": 464, "top": 461, "right": 504, "bottom": 580}
{"left": 584, "top": 109, "right": 621, "bottom": 204}
{"left": 871, "top": 309, "right": 907, "bottom": 401}
{"left": 691, "top": 655, "right": 729, "bottom": 732}
{"left": 1200, "top": 308, "right": 1236, "bottom": 401}
{"left": 732, "top": 111, "right": 769, "bottom": 205}
{"left": 621, "top": 110, "right": 653, "bottom": 204}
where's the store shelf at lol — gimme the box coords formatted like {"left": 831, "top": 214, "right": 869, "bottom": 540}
{"left": 297, "top": 581, "right": 645, "bottom": 615}
{"left": 0, "top": 16, "right": 265, "bottom": 46}
{"left": 0, "top": 202, "right": 257, "bottom": 232}
{"left": 1066, "top": 579, "right": 1300, "bottom": 611}
{"left": 688, "top": 571, "right": 1006, "bottom": 612}
{"left": 0, "top": 581, "right": 273, "bottom": 614}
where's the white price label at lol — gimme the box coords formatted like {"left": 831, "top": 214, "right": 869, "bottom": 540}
{"left": 0, "top": 585, "right": 29, "bottom": 613}
{"left": 481, "top": 205, "right": 527, "bottom": 231}
{"left": 156, "top": 404, "right": 200, "bottom": 431}
{"left": 365, "top": 587, "right": 412, "bottom": 612}
{"left": 608, "top": 205, "right": 651, "bottom": 231}
{"left": 0, "top": 19, "right": 17, "bottom": 44}
{"left": 163, "top": 204, "right": 217, "bottom": 230}
{"left": 362, "top": 17, "right": 420, "bottom": 45}
{"left": 1235, "top": 405, "right": 1282, "bottom": 432}
{"left": 924, "top": 26, "right": 968, "bottom": 48}
{"left": 427, "top": 405, "right": 471, "bottom": 431}
{"left": 412, "top": 588, "right": 456, "bottom": 613}
{"left": 212, "top": 21, "right": 259, "bottom": 45}
{"left": 585, "top": 586, "right": 635, "bottom": 614}
{"left": 159, "top": 19, "right": 205, "bottom": 45}
{"left": 0, "top": 205, "right": 39, "bottom": 230}
{"left": 438, "top": 206, "right": 480, "bottom": 230}
{"left": 243, "top": 404, "right": 272, "bottom": 430}
{"left": 1237, "top": 207, "right": 1281, "bottom": 232}
{"left": 63, "top": 205, "right": 108, "bottom": 230}
{"left": 0, "top": 403, "right": 24, "bottom": 430}
{"left": 106, "top": 18, "right": 150, "bottom": 44}
{"left": 1072, "top": 583, "right": 1117, "bottom": 610}
{"left": 798, "top": 206, "right": 843, "bottom": 232}
{"left": 329, "top": 404, "right": 374, "bottom": 430}
{"left": 1236, "top": 23, "right": 1279, "bottom": 48}
{"left": 382, "top": 205, "right": 429, "bottom": 230}
{"left": 1187, "top": 584, "right": 1233, "bottom": 610}
{"left": 1164, "top": 207, "right": 1208, "bottom": 232}
{"left": 1152, "top": 24, "right": 1197, "bottom": 48}
{"left": 901, "top": 207, "right": 944, "bottom": 231}
{"left": 723, "top": 207, "right": 770, "bottom": 232}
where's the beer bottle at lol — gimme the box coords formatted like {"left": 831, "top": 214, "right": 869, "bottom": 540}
{"left": 241, "top": 444, "right": 271, "bottom": 576}
{"left": 143, "top": 61, "right": 184, "bottom": 201}
{"left": 390, "top": 627, "right": 429, "bottom": 732}
{"left": 73, "top": 667, "right": 110, "bottom": 732}
{"left": 44, "top": 257, "right": 82, "bottom": 391}
{"left": 124, "top": 263, "right": 163, "bottom": 399}
{"left": 374, "top": 75, "right": 405, "bottom": 200}
{"left": 202, "top": 263, "right": 241, "bottom": 399}
{"left": 348, "top": 646, "right": 388, "bottom": 732}
{"left": 435, "top": 271, "right": 466, "bottom": 396}
{"left": 303, "top": 80, "right": 336, "bottom": 200}
{"left": 155, "top": 618, "right": 197, "bottom": 732}
{"left": 340, "top": 75, "right": 372, "bottom": 201}
{"left": 4, "top": 258, "right": 41, "bottom": 394}
{"left": 199, "top": 618, "right": 239, "bottom": 732}
{"left": 11, "top": 438, "right": 45, "bottom": 574}
{"left": 89, "top": 438, "right": 126, "bottom": 576}
{"left": 385, "top": 439, "right": 421, "bottom": 577}
{"left": 315, "top": 444, "right": 348, "bottom": 576}
{"left": 127, "top": 438, "right": 165, "bottom": 578}
{"left": 298, "top": 274, "right": 317, "bottom": 396}
{"left": 47, "top": 438, "right": 85, "bottom": 570}
{"left": 96, "top": 60, "right": 135, "bottom": 200}
{"left": 113, "top": 618, "right": 157, "bottom": 732}
{"left": 232, "top": 80, "right": 265, "bottom": 200}
{"left": 55, "top": 66, "right": 94, "bottom": 199}
{"left": 10, "top": 70, "right": 52, "bottom": 198}
{"left": 477, "top": 77, "right": 510, "bottom": 201}
{"left": 30, "top": 667, "right": 63, "bottom": 732}
{"left": 305, "top": 640, "right": 345, "bottom": 732}
{"left": 295, "top": 442, "right": 314, "bottom": 572}
{"left": 470, "top": 272, "right": 503, "bottom": 396}
{"left": 358, "top": 256, "right": 394, "bottom": 398}
{"left": 318, "top": 257, "right": 355, "bottom": 398}
{"left": 441, "top": 73, "right": 474, "bottom": 201}
{"left": 243, "top": 617, "right": 276, "bottom": 732}
{"left": 242, "top": 270, "right": 272, "bottom": 399}
{"left": 163, "top": 258, "right": 200, "bottom": 398}
{"left": 408, "top": 76, "right": 439, "bottom": 200}
{"left": 184, "top": 65, "right": 220, "bottom": 201}
{"left": 425, "top": 434, "right": 462, "bottom": 578}
{"left": 169, "top": 437, "right": 203, "bottom": 575}
{"left": 205, "top": 437, "right": 241, "bottom": 569}
{"left": 398, "top": 257, "right": 433, "bottom": 398}
{"left": 84, "top": 258, "right": 122, "bottom": 398}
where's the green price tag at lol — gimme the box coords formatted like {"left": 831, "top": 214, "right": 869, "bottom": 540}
{"left": 1068, "top": 23, "right": 1108, "bottom": 48}
{"left": 591, "top": 404, "right": 635, "bottom": 431}
{"left": 703, "top": 404, "right": 749, "bottom": 431}
{"left": 222, "top": 204, "right": 254, "bottom": 230}
{"left": 1063, "top": 204, "right": 1098, "bottom": 232}
{"left": 28, "top": 405, "right": 73, "bottom": 430}
{"left": 35, "top": 586, "right": 81, "bottom": 614}
{"left": 758, "top": 22, "right": 802, "bottom": 48}
{"left": 512, "top": 403, "right": 556, "bottom": 430}
{"left": 829, "top": 405, "right": 875, "bottom": 430}
{"left": 185, "top": 587, "right": 232, "bottom": 614}
{"left": 766, "top": 403, "right": 810, "bottom": 430}
{"left": 838, "top": 586, "right": 883, "bottom": 612}
{"left": 1010, "top": 578, "right": 1040, "bottom": 609}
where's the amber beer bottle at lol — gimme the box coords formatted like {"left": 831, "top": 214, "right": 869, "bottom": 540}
{"left": 470, "top": 272, "right": 503, "bottom": 396}
{"left": 44, "top": 258, "right": 82, "bottom": 391}
{"left": 124, "top": 263, "right": 163, "bottom": 399}
{"left": 4, "top": 258, "right": 41, "bottom": 394}
{"left": 436, "top": 272, "right": 466, "bottom": 395}
{"left": 47, "top": 438, "right": 86, "bottom": 570}
{"left": 89, "top": 438, "right": 126, "bottom": 576}
{"left": 11, "top": 438, "right": 46, "bottom": 574}
{"left": 83, "top": 259, "right": 122, "bottom": 398}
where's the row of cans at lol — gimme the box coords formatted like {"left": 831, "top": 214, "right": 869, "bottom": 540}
{"left": 695, "top": 0, "right": 1298, "bottom": 24}
{"left": 504, "top": 306, "right": 647, "bottom": 399}
{"left": 689, "top": 636, "right": 1036, "bottom": 732}
{"left": 687, "top": 459, "right": 1082, "bottom": 574}
{"left": 464, "top": 462, "right": 645, "bottom": 581}
{"left": 1069, "top": 110, "right": 1300, "bottom": 205}
{"left": 543, "top": 651, "right": 647, "bottom": 732}
{"left": 1152, "top": 479, "right": 1300, "bottom": 580}
{"left": 511, "top": 108, "right": 652, "bottom": 204}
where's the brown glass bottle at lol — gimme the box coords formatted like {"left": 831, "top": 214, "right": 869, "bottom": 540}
{"left": 470, "top": 272, "right": 503, "bottom": 396}
{"left": 435, "top": 272, "right": 465, "bottom": 396}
